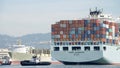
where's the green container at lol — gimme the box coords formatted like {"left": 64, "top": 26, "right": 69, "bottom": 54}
{"left": 81, "top": 27, "right": 84, "bottom": 30}
{"left": 109, "top": 29, "right": 112, "bottom": 32}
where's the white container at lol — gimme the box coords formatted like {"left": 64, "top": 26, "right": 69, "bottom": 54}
{"left": 62, "top": 24, "right": 66, "bottom": 28}
{"left": 69, "top": 20, "right": 72, "bottom": 24}
{"left": 55, "top": 35, "right": 60, "bottom": 38}
{"left": 106, "top": 32, "right": 109, "bottom": 35}
{"left": 60, "top": 31, "right": 63, "bottom": 34}
{"left": 106, "top": 24, "right": 109, "bottom": 28}
{"left": 106, "top": 36, "right": 109, "bottom": 38}
{"left": 109, "top": 36, "right": 112, "bottom": 39}
{"left": 60, "top": 24, "right": 66, "bottom": 28}
{"left": 63, "top": 35, "right": 66, "bottom": 38}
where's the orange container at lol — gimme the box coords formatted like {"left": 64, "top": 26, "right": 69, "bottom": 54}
{"left": 100, "top": 38, "right": 106, "bottom": 42}
{"left": 91, "top": 34, "right": 94, "bottom": 38}
{"left": 87, "top": 27, "right": 92, "bottom": 30}
{"left": 100, "top": 31, "right": 106, "bottom": 34}
{"left": 109, "top": 32, "right": 112, "bottom": 36}
{"left": 109, "top": 39, "right": 112, "bottom": 43}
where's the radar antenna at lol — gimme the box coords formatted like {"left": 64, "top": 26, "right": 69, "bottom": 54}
{"left": 90, "top": 7, "right": 103, "bottom": 16}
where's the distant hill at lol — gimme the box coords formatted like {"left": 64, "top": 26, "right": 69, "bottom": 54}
{"left": 0, "top": 33, "right": 51, "bottom": 49}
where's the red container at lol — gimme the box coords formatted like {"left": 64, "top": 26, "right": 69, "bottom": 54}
{"left": 100, "top": 28, "right": 106, "bottom": 31}
{"left": 96, "top": 23, "right": 100, "bottom": 26}
{"left": 90, "top": 19, "right": 100, "bottom": 23}
{"left": 60, "top": 35, "right": 63, "bottom": 39}
{"left": 96, "top": 30, "right": 99, "bottom": 34}
{"left": 73, "top": 34, "right": 76, "bottom": 39}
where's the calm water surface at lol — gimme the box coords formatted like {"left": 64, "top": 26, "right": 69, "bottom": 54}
{"left": 1, "top": 64, "right": 120, "bottom": 68}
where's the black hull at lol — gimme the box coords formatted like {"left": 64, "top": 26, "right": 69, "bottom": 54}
{"left": 61, "top": 61, "right": 102, "bottom": 65}
{"left": 60, "top": 59, "right": 111, "bottom": 65}
{"left": 20, "top": 60, "right": 51, "bottom": 66}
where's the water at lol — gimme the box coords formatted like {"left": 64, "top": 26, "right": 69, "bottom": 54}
{"left": 1, "top": 64, "right": 120, "bottom": 68}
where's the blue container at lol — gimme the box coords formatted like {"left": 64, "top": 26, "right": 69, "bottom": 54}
{"left": 84, "top": 34, "right": 87, "bottom": 38}
{"left": 96, "top": 34, "right": 100, "bottom": 38}
{"left": 78, "top": 30, "right": 81, "bottom": 34}
{"left": 91, "top": 30, "right": 95, "bottom": 34}
{"left": 100, "top": 23, "right": 104, "bottom": 27}
{"left": 91, "top": 23, "right": 94, "bottom": 27}
{"left": 93, "top": 23, "right": 96, "bottom": 27}
{"left": 115, "top": 33, "right": 119, "bottom": 37}
{"left": 87, "top": 30, "right": 91, "bottom": 34}
{"left": 71, "top": 28, "right": 75, "bottom": 31}
{"left": 75, "top": 29, "right": 78, "bottom": 34}
{"left": 51, "top": 28, "right": 54, "bottom": 32}
{"left": 87, "top": 34, "right": 91, "bottom": 38}
{"left": 84, "top": 20, "right": 90, "bottom": 23}
{"left": 81, "top": 35, "right": 85, "bottom": 38}
{"left": 70, "top": 30, "right": 75, "bottom": 34}
{"left": 106, "top": 28, "right": 109, "bottom": 32}
{"left": 87, "top": 38, "right": 91, "bottom": 40}
{"left": 107, "top": 39, "right": 109, "bottom": 43}
{"left": 69, "top": 35, "right": 72, "bottom": 38}
{"left": 78, "top": 28, "right": 81, "bottom": 30}
{"left": 112, "top": 40, "right": 115, "bottom": 44}
{"left": 100, "top": 34, "right": 106, "bottom": 38}
{"left": 96, "top": 27, "right": 100, "bottom": 30}
{"left": 84, "top": 24, "right": 87, "bottom": 27}
{"left": 76, "top": 34, "right": 78, "bottom": 38}
{"left": 81, "top": 38, "right": 85, "bottom": 41}
{"left": 52, "top": 36, "right": 55, "bottom": 39}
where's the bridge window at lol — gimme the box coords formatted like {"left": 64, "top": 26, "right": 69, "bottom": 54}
{"left": 54, "top": 47, "right": 59, "bottom": 51}
{"left": 69, "top": 42, "right": 71, "bottom": 45}
{"left": 66, "top": 42, "right": 69, "bottom": 45}
{"left": 85, "top": 47, "right": 90, "bottom": 51}
{"left": 94, "top": 46, "right": 100, "bottom": 51}
{"left": 57, "top": 42, "right": 59, "bottom": 45}
{"left": 63, "top": 47, "right": 68, "bottom": 51}
{"left": 60, "top": 42, "right": 62, "bottom": 45}
{"left": 72, "top": 47, "right": 81, "bottom": 51}
{"left": 63, "top": 42, "right": 65, "bottom": 45}
{"left": 78, "top": 42, "right": 80, "bottom": 45}
{"left": 103, "top": 47, "right": 106, "bottom": 51}
{"left": 75, "top": 42, "right": 78, "bottom": 45}
{"left": 54, "top": 42, "right": 56, "bottom": 45}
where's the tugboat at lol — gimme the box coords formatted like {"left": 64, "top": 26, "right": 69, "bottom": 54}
{"left": 0, "top": 56, "right": 11, "bottom": 65}
{"left": 20, "top": 56, "right": 51, "bottom": 66}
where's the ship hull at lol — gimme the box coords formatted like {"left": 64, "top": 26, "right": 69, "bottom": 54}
{"left": 51, "top": 45, "right": 120, "bottom": 65}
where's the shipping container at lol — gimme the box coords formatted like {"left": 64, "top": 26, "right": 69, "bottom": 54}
{"left": 52, "top": 19, "right": 119, "bottom": 44}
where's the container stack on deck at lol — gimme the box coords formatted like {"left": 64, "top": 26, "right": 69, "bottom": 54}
{"left": 52, "top": 19, "right": 119, "bottom": 45}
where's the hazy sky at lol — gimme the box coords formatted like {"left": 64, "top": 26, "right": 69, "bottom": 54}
{"left": 0, "top": 0, "right": 120, "bottom": 37}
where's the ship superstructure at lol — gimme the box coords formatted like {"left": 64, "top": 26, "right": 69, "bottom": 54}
{"left": 51, "top": 8, "right": 120, "bottom": 65}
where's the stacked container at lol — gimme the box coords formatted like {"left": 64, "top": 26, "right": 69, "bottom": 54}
{"left": 52, "top": 19, "right": 119, "bottom": 44}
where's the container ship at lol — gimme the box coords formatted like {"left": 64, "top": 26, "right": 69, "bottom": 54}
{"left": 51, "top": 8, "right": 120, "bottom": 65}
